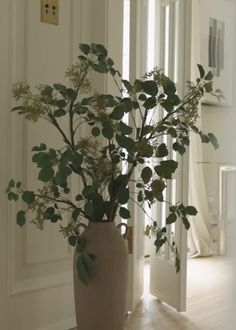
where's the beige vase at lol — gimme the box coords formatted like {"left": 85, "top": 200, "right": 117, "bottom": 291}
{"left": 73, "top": 221, "right": 128, "bottom": 330}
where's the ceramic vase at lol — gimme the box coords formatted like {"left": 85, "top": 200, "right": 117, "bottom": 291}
{"left": 73, "top": 221, "right": 128, "bottom": 330}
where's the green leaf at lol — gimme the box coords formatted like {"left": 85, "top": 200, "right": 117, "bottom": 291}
{"left": 68, "top": 236, "right": 77, "bottom": 247}
{"left": 175, "top": 247, "right": 180, "bottom": 273}
{"left": 199, "top": 132, "right": 210, "bottom": 144}
{"left": 82, "top": 185, "right": 94, "bottom": 199}
{"left": 173, "top": 142, "right": 186, "bottom": 155}
{"left": 16, "top": 210, "right": 26, "bottom": 227}
{"left": 76, "top": 255, "right": 88, "bottom": 285}
{"left": 120, "top": 99, "right": 133, "bottom": 113}
{"left": 143, "top": 96, "right": 156, "bottom": 109}
{"left": 208, "top": 133, "right": 219, "bottom": 149}
{"left": 22, "top": 191, "right": 35, "bottom": 204}
{"left": 53, "top": 109, "right": 67, "bottom": 117}
{"left": 166, "top": 213, "right": 177, "bottom": 225}
{"left": 32, "top": 146, "right": 41, "bottom": 152}
{"left": 185, "top": 206, "right": 198, "bottom": 216}
{"left": 204, "top": 81, "right": 213, "bottom": 93}
{"left": 144, "top": 189, "right": 154, "bottom": 203}
{"left": 142, "top": 80, "right": 158, "bottom": 96}
{"left": 75, "top": 194, "right": 83, "bottom": 201}
{"left": 84, "top": 202, "right": 95, "bottom": 219}
{"left": 92, "top": 127, "right": 100, "bottom": 137}
{"left": 162, "top": 76, "right": 176, "bottom": 95}
{"left": 155, "top": 160, "right": 178, "bottom": 179}
{"left": 53, "top": 83, "right": 66, "bottom": 92}
{"left": 8, "top": 192, "right": 17, "bottom": 200}
{"left": 197, "top": 64, "right": 205, "bottom": 79}
{"left": 122, "top": 79, "right": 132, "bottom": 92}
{"left": 141, "top": 166, "right": 152, "bottom": 184}
{"left": 72, "top": 208, "right": 81, "bottom": 220}
{"left": 161, "top": 95, "right": 180, "bottom": 112}
{"left": 66, "top": 88, "right": 76, "bottom": 99}
{"left": 136, "top": 139, "right": 153, "bottom": 158}
{"left": 45, "top": 207, "right": 55, "bottom": 216}
{"left": 191, "top": 125, "right": 199, "bottom": 133}
{"left": 91, "top": 43, "right": 108, "bottom": 57}
{"left": 119, "top": 121, "right": 132, "bottom": 135}
{"left": 82, "top": 254, "right": 96, "bottom": 274}
{"left": 9, "top": 179, "right": 15, "bottom": 188}
{"left": 79, "top": 43, "right": 91, "bottom": 55}
{"left": 151, "top": 179, "right": 166, "bottom": 201}
{"left": 110, "top": 105, "right": 124, "bottom": 120}
{"left": 32, "top": 152, "right": 53, "bottom": 168}
{"left": 41, "top": 85, "right": 53, "bottom": 97}
{"left": 117, "top": 187, "right": 129, "bottom": 204}
{"left": 182, "top": 217, "right": 190, "bottom": 230}
{"left": 71, "top": 154, "right": 83, "bottom": 170}
{"left": 138, "top": 93, "right": 147, "bottom": 101}
{"left": 11, "top": 106, "right": 24, "bottom": 112}
{"left": 119, "top": 207, "right": 131, "bottom": 219}
{"left": 102, "top": 121, "right": 114, "bottom": 139}
{"left": 91, "top": 60, "right": 109, "bottom": 73}
{"left": 38, "top": 166, "right": 54, "bottom": 182}
{"left": 137, "top": 191, "right": 144, "bottom": 202}
{"left": 116, "top": 134, "right": 136, "bottom": 152}
{"left": 76, "top": 236, "right": 87, "bottom": 253}
{"left": 40, "top": 143, "right": 47, "bottom": 150}
{"left": 167, "top": 127, "right": 177, "bottom": 138}
{"left": 156, "top": 143, "right": 169, "bottom": 157}
{"left": 205, "top": 70, "right": 213, "bottom": 81}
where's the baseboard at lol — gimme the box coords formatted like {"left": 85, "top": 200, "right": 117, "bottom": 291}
{"left": 36, "top": 317, "right": 76, "bottom": 330}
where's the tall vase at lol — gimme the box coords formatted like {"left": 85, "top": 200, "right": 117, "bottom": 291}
{"left": 73, "top": 222, "right": 128, "bottom": 330}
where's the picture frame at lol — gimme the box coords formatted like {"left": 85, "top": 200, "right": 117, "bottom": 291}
{"left": 199, "top": 0, "right": 235, "bottom": 106}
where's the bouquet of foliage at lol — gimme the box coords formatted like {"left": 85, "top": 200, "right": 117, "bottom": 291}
{"left": 6, "top": 43, "right": 222, "bottom": 283}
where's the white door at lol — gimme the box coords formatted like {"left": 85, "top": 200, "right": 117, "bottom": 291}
{"left": 0, "top": 1, "right": 86, "bottom": 329}
{"left": 124, "top": 0, "right": 150, "bottom": 311}
{"left": 149, "top": 0, "right": 192, "bottom": 312}
{"left": 0, "top": 1, "right": 126, "bottom": 329}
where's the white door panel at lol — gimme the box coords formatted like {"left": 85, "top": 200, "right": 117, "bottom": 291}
{"left": 149, "top": 0, "right": 192, "bottom": 312}
{"left": 0, "top": 1, "right": 83, "bottom": 329}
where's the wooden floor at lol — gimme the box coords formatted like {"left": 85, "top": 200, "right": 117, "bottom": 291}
{"left": 124, "top": 256, "right": 234, "bottom": 330}
{"left": 71, "top": 256, "right": 234, "bottom": 330}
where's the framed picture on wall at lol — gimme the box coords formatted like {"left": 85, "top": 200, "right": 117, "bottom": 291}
{"left": 199, "top": 0, "right": 235, "bottom": 106}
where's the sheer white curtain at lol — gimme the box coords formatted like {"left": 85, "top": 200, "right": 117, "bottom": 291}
{"left": 188, "top": 0, "right": 213, "bottom": 257}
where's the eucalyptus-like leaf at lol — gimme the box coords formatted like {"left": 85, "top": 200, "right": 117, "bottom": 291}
{"left": 92, "top": 127, "right": 100, "bottom": 137}
{"left": 76, "top": 255, "right": 88, "bottom": 285}
{"left": 182, "top": 217, "right": 190, "bottom": 230}
{"left": 142, "top": 80, "right": 158, "bottom": 96}
{"left": 156, "top": 143, "right": 169, "bottom": 157}
{"left": 79, "top": 43, "right": 91, "bottom": 55}
{"left": 208, "top": 133, "right": 219, "bottom": 149}
{"left": 197, "top": 64, "right": 205, "bottom": 79}
{"left": 38, "top": 166, "right": 54, "bottom": 182}
{"left": 16, "top": 210, "right": 26, "bottom": 227}
{"left": 155, "top": 160, "right": 178, "bottom": 179}
{"left": 119, "top": 207, "right": 131, "bottom": 219}
{"left": 204, "top": 71, "right": 213, "bottom": 81}
{"left": 166, "top": 212, "right": 177, "bottom": 225}
{"left": 22, "top": 191, "right": 35, "bottom": 204}
{"left": 141, "top": 166, "right": 152, "bottom": 184}
{"left": 185, "top": 206, "right": 198, "bottom": 216}
{"left": 117, "top": 187, "right": 129, "bottom": 205}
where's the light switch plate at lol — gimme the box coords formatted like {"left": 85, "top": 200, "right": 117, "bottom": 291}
{"left": 40, "top": 0, "right": 59, "bottom": 25}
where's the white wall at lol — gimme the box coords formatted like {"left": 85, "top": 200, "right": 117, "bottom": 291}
{"left": 193, "top": 0, "right": 236, "bottom": 244}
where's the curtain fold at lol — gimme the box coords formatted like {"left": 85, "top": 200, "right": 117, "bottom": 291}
{"left": 188, "top": 0, "right": 213, "bottom": 257}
